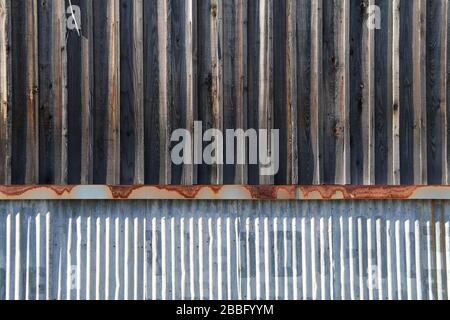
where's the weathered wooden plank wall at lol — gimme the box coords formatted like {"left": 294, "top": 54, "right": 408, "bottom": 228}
{"left": 0, "top": 0, "right": 449, "bottom": 186}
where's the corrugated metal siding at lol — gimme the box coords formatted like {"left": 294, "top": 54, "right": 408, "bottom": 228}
{"left": 0, "top": 200, "right": 449, "bottom": 300}
{"left": 0, "top": 0, "right": 449, "bottom": 185}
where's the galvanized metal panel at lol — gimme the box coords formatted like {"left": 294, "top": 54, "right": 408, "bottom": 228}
{"left": 0, "top": 199, "right": 449, "bottom": 300}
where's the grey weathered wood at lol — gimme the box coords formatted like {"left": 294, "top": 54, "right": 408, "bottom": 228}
{"left": 223, "top": 0, "right": 237, "bottom": 184}
{"left": 106, "top": 0, "right": 120, "bottom": 185}
{"left": 93, "top": 0, "right": 120, "bottom": 185}
{"left": 297, "top": 0, "right": 313, "bottom": 185}
{"left": 120, "top": 0, "right": 144, "bottom": 185}
{"left": 286, "top": 0, "right": 298, "bottom": 185}
{"left": 12, "top": 0, "right": 40, "bottom": 184}
{"left": 258, "top": 0, "right": 274, "bottom": 185}
{"left": 234, "top": 0, "right": 248, "bottom": 184}
{"left": 143, "top": 0, "right": 160, "bottom": 185}
{"left": 182, "top": 0, "right": 198, "bottom": 185}
{"left": 362, "top": 0, "right": 375, "bottom": 185}
{"left": 310, "top": 0, "right": 323, "bottom": 185}
{"left": 334, "top": 0, "right": 350, "bottom": 185}
{"left": 1, "top": 1, "right": 450, "bottom": 186}
{"left": 80, "top": 0, "right": 94, "bottom": 185}
{"left": 388, "top": 0, "right": 401, "bottom": 185}
{"left": 322, "top": 0, "right": 337, "bottom": 184}
{"left": 38, "top": 0, "right": 68, "bottom": 185}
{"left": 0, "top": 0, "right": 11, "bottom": 184}
{"left": 426, "top": 0, "right": 447, "bottom": 184}
{"left": 211, "top": 0, "right": 224, "bottom": 185}
{"left": 442, "top": 0, "right": 449, "bottom": 184}
{"left": 399, "top": 0, "right": 414, "bottom": 184}
{"left": 158, "top": 0, "right": 172, "bottom": 185}
{"left": 412, "top": 0, "right": 427, "bottom": 184}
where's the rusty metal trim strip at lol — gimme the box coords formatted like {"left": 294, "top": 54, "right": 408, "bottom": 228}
{"left": 0, "top": 185, "right": 450, "bottom": 200}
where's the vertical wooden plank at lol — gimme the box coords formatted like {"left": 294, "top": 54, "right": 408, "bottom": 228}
{"left": 286, "top": 0, "right": 298, "bottom": 185}
{"left": 143, "top": 0, "right": 160, "bottom": 185}
{"left": 310, "top": 0, "right": 323, "bottom": 185}
{"left": 211, "top": 0, "right": 224, "bottom": 185}
{"left": 55, "top": 0, "right": 68, "bottom": 185}
{"left": 388, "top": 0, "right": 401, "bottom": 185}
{"left": 11, "top": 0, "right": 39, "bottom": 184}
{"left": 25, "top": 0, "right": 39, "bottom": 184}
{"left": 374, "top": 0, "right": 390, "bottom": 185}
{"left": 66, "top": 0, "right": 83, "bottom": 184}
{"left": 79, "top": 0, "right": 94, "bottom": 184}
{"left": 273, "top": 0, "right": 286, "bottom": 185}
{"left": 183, "top": 0, "right": 197, "bottom": 185}
{"left": 258, "top": 0, "right": 274, "bottom": 185}
{"left": 447, "top": 0, "right": 450, "bottom": 185}
{"left": 427, "top": 0, "right": 447, "bottom": 184}
{"left": 234, "top": 0, "right": 248, "bottom": 184}
{"left": 247, "top": 0, "right": 260, "bottom": 185}
{"left": 106, "top": 0, "right": 120, "bottom": 185}
{"left": 334, "top": 0, "right": 350, "bottom": 185}
{"left": 93, "top": 0, "right": 120, "bottom": 185}
{"left": 38, "top": 0, "right": 68, "bottom": 184}
{"left": 362, "top": 0, "right": 375, "bottom": 185}
{"left": 399, "top": 0, "right": 414, "bottom": 184}
{"left": 0, "top": 0, "right": 11, "bottom": 184}
{"left": 349, "top": 1, "right": 363, "bottom": 185}
{"left": 170, "top": 0, "right": 187, "bottom": 185}
{"left": 297, "top": 0, "right": 313, "bottom": 185}
{"left": 441, "top": 0, "right": 449, "bottom": 184}
{"left": 412, "top": 0, "right": 427, "bottom": 184}
{"left": 120, "top": 0, "right": 144, "bottom": 184}
{"left": 157, "top": 0, "right": 172, "bottom": 185}
{"left": 223, "top": 0, "right": 237, "bottom": 184}
{"left": 322, "top": 0, "right": 336, "bottom": 184}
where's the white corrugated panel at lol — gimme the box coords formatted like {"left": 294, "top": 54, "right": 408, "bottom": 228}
{"left": 0, "top": 200, "right": 449, "bottom": 300}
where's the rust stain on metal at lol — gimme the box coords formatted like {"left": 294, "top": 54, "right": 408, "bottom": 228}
{"left": 0, "top": 185, "right": 449, "bottom": 201}
{"left": 297, "top": 185, "right": 422, "bottom": 200}
{"left": 0, "top": 185, "right": 77, "bottom": 197}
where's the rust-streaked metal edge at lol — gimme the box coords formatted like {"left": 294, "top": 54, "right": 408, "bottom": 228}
{"left": 0, "top": 185, "right": 450, "bottom": 200}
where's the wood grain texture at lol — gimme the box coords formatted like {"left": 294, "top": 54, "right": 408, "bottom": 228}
{"left": 157, "top": 0, "right": 172, "bottom": 185}
{"left": 210, "top": 0, "right": 224, "bottom": 185}
{"left": 11, "top": 0, "right": 39, "bottom": 184}
{"left": 183, "top": 0, "right": 198, "bottom": 185}
{"left": 0, "top": 0, "right": 11, "bottom": 184}
{"left": 427, "top": 0, "right": 447, "bottom": 184}
{"left": 80, "top": 0, "right": 94, "bottom": 185}
{"left": 38, "top": 0, "right": 68, "bottom": 185}
{"left": 258, "top": 0, "right": 274, "bottom": 185}
{"left": 412, "top": 0, "right": 427, "bottom": 184}
{"left": 362, "top": 0, "right": 375, "bottom": 185}
{"left": 0, "top": 1, "right": 449, "bottom": 186}
{"left": 334, "top": 0, "right": 350, "bottom": 185}
{"left": 310, "top": 0, "right": 323, "bottom": 184}
{"left": 143, "top": 0, "right": 160, "bottom": 185}
{"left": 120, "top": 0, "right": 144, "bottom": 184}
{"left": 389, "top": 0, "right": 401, "bottom": 185}
{"left": 93, "top": 0, "right": 120, "bottom": 185}
{"left": 234, "top": 0, "right": 248, "bottom": 184}
{"left": 286, "top": 0, "right": 298, "bottom": 185}
{"left": 297, "top": 0, "right": 313, "bottom": 185}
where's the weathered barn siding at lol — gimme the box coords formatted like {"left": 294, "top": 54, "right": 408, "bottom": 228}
{"left": 0, "top": 0, "right": 449, "bottom": 185}
{"left": 0, "top": 199, "right": 449, "bottom": 300}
